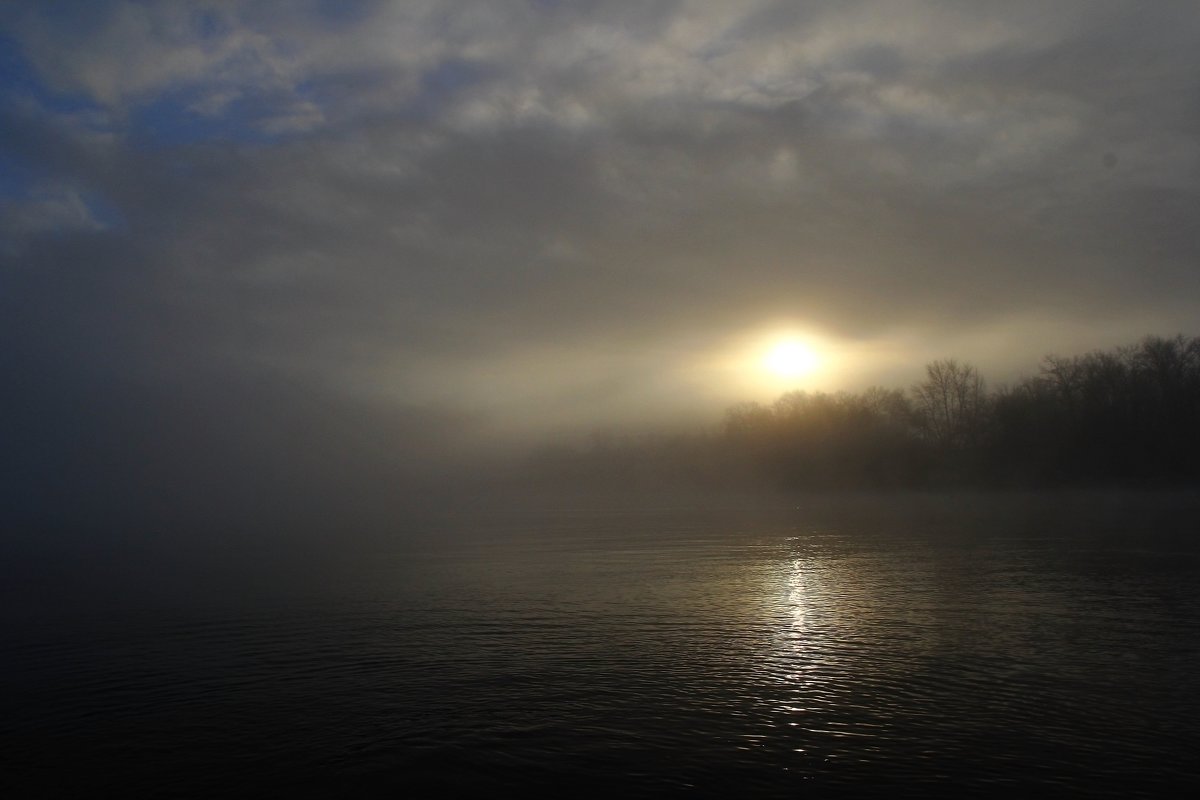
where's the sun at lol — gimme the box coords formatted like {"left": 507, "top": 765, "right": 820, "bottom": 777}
{"left": 764, "top": 338, "right": 820, "bottom": 379}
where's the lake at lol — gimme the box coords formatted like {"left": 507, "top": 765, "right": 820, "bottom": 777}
{"left": 4, "top": 491, "right": 1200, "bottom": 796}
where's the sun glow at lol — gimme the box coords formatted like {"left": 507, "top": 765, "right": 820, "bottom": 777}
{"left": 764, "top": 338, "right": 821, "bottom": 379}
{"left": 697, "top": 326, "right": 842, "bottom": 400}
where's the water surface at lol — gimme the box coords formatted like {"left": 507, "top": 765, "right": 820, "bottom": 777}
{"left": 5, "top": 492, "right": 1200, "bottom": 795}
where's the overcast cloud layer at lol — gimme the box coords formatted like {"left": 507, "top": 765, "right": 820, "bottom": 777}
{"left": 4, "top": 0, "right": 1200, "bottom": 456}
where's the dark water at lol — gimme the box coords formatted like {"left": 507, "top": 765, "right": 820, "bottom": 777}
{"left": 5, "top": 492, "right": 1200, "bottom": 796}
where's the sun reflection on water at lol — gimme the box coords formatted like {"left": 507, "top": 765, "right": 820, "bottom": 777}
{"left": 785, "top": 556, "right": 810, "bottom": 633}
{"left": 743, "top": 531, "right": 888, "bottom": 754}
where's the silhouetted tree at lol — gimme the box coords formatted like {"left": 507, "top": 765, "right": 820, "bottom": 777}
{"left": 534, "top": 334, "right": 1200, "bottom": 492}
{"left": 911, "top": 359, "right": 986, "bottom": 450}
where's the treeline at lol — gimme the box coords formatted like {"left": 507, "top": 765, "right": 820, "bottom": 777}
{"left": 529, "top": 335, "right": 1200, "bottom": 490}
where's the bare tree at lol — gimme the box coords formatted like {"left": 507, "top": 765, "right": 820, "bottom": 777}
{"left": 912, "top": 359, "right": 986, "bottom": 448}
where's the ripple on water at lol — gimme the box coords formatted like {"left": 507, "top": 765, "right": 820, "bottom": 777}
{"left": 4, "top": 498, "right": 1200, "bottom": 795}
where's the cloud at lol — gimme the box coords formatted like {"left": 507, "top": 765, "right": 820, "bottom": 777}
{"left": 1, "top": 183, "right": 109, "bottom": 246}
{"left": 2, "top": 0, "right": 1200, "bottom": 443}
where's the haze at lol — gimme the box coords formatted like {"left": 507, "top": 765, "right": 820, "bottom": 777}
{"left": 8, "top": 6, "right": 1200, "bottom": 795}
{"left": 3, "top": 1, "right": 1200, "bottom": 528}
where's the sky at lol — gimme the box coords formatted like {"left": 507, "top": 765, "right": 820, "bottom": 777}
{"left": 3, "top": 0, "right": 1200, "bottom": 486}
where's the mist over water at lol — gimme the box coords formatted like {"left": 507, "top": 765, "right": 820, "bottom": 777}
{"left": 6, "top": 2, "right": 1200, "bottom": 794}
{"left": 5, "top": 318, "right": 1199, "bottom": 795}
{"left": 5, "top": 492, "right": 1199, "bottom": 795}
